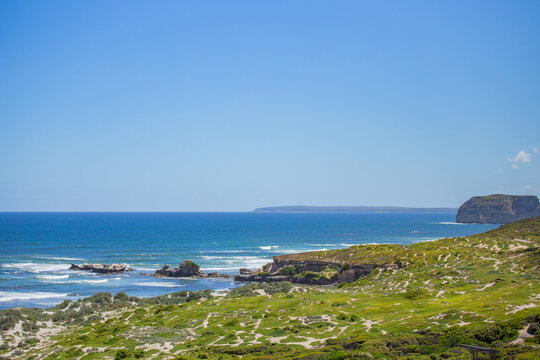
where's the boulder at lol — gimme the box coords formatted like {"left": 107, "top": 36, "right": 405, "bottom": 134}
{"left": 206, "top": 272, "right": 231, "bottom": 278}
{"left": 239, "top": 268, "right": 254, "bottom": 275}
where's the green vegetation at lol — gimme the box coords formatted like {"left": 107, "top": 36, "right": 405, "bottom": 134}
{"left": 182, "top": 260, "right": 199, "bottom": 269}
{"left": 1, "top": 217, "right": 539, "bottom": 359}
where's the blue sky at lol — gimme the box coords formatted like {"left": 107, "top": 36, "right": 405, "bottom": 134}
{"left": 1, "top": 0, "right": 539, "bottom": 211}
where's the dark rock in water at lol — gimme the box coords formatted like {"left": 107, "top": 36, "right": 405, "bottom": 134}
{"left": 154, "top": 260, "right": 205, "bottom": 278}
{"left": 456, "top": 194, "right": 540, "bottom": 224}
{"left": 239, "top": 268, "right": 254, "bottom": 275}
{"left": 70, "top": 263, "right": 129, "bottom": 274}
{"left": 206, "top": 272, "right": 231, "bottom": 279}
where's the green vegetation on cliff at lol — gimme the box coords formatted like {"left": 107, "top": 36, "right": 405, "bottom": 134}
{"left": 1, "top": 217, "right": 539, "bottom": 359}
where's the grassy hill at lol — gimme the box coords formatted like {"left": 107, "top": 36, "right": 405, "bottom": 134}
{"left": 1, "top": 217, "right": 539, "bottom": 359}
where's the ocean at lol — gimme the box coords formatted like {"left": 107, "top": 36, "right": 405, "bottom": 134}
{"left": 0, "top": 212, "right": 496, "bottom": 309}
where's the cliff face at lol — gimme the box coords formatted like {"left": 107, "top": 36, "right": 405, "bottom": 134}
{"left": 456, "top": 194, "right": 540, "bottom": 224}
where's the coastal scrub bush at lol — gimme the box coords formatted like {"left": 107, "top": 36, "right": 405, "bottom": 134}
{"left": 472, "top": 319, "right": 521, "bottom": 344}
{"left": 84, "top": 292, "right": 113, "bottom": 307}
{"left": 320, "top": 350, "right": 347, "bottom": 360}
{"left": 182, "top": 260, "right": 199, "bottom": 269}
{"left": 137, "top": 289, "right": 212, "bottom": 305}
{"left": 346, "top": 351, "right": 374, "bottom": 360}
{"left": 113, "top": 292, "right": 129, "bottom": 302}
{"left": 0, "top": 309, "right": 24, "bottom": 330}
{"left": 260, "top": 281, "right": 292, "bottom": 294}
{"left": 114, "top": 349, "right": 128, "bottom": 359}
{"left": 228, "top": 282, "right": 292, "bottom": 297}
{"left": 439, "top": 327, "right": 470, "bottom": 348}
{"left": 56, "top": 300, "right": 72, "bottom": 310}
{"left": 300, "top": 271, "right": 320, "bottom": 279}
{"left": 277, "top": 266, "right": 296, "bottom": 275}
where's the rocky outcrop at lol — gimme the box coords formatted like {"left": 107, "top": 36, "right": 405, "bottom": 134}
{"left": 206, "top": 272, "right": 231, "bottom": 279}
{"left": 154, "top": 260, "right": 205, "bottom": 277}
{"left": 456, "top": 194, "right": 540, "bottom": 224}
{"left": 70, "top": 263, "right": 130, "bottom": 274}
{"left": 234, "top": 256, "right": 391, "bottom": 285}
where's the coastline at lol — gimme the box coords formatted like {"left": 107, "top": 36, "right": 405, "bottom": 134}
{"left": 0, "top": 212, "right": 497, "bottom": 309}
{"left": 1, "top": 217, "right": 538, "bottom": 359}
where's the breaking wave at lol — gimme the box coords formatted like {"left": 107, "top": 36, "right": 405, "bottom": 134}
{"left": 0, "top": 291, "right": 68, "bottom": 302}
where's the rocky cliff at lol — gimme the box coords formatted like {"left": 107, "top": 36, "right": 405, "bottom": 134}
{"left": 456, "top": 194, "right": 540, "bottom": 224}
{"left": 234, "top": 251, "right": 398, "bottom": 285}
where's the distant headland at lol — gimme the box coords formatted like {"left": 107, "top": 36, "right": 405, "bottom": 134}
{"left": 252, "top": 205, "right": 457, "bottom": 213}
{"left": 456, "top": 194, "right": 540, "bottom": 224}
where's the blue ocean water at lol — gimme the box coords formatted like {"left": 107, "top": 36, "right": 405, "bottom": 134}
{"left": 0, "top": 212, "right": 496, "bottom": 309}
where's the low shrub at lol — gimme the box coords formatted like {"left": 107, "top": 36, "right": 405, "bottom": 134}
{"left": 277, "top": 266, "right": 296, "bottom": 275}
{"left": 300, "top": 271, "right": 320, "bottom": 279}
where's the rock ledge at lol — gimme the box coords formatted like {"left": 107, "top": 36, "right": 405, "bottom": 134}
{"left": 70, "top": 263, "right": 130, "bottom": 274}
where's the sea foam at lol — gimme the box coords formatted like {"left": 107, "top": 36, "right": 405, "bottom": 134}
{"left": 259, "top": 245, "right": 279, "bottom": 250}
{"left": 134, "top": 282, "right": 185, "bottom": 288}
{"left": 0, "top": 291, "right": 68, "bottom": 302}
{"left": 37, "top": 275, "right": 70, "bottom": 280}
{"left": 1, "top": 262, "right": 69, "bottom": 273}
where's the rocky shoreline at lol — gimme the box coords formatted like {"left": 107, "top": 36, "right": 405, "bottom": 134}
{"left": 71, "top": 253, "right": 394, "bottom": 285}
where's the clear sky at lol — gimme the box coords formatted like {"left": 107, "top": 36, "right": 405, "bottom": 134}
{"left": 1, "top": 1, "right": 539, "bottom": 211}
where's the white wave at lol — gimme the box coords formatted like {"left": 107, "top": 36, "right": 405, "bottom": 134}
{"left": 199, "top": 250, "right": 245, "bottom": 254}
{"left": 306, "top": 243, "right": 340, "bottom": 247}
{"left": 0, "top": 291, "right": 68, "bottom": 302}
{"left": 132, "top": 268, "right": 157, "bottom": 272}
{"left": 222, "top": 259, "right": 270, "bottom": 266}
{"left": 274, "top": 249, "right": 313, "bottom": 254}
{"left": 1, "top": 262, "right": 69, "bottom": 273}
{"left": 339, "top": 243, "right": 356, "bottom": 247}
{"left": 202, "top": 267, "right": 245, "bottom": 271}
{"left": 412, "top": 238, "right": 440, "bottom": 243}
{"left": 434, "top": 222, "right": 467, "bottom": 225}
{"left": 37, "top": 275, "right": 69, "bottom": 280}
{"left": 259, "top": 245, "right": 279, "bottom": 250}
{"left": 201, "top": 255, "right": 263, "bottom": 260}
{"left": 134, "top": 282, "right": 185, "bottom": 288}
{"left": 202, "top": 255, "right": 269, "bottom": 262}
{"left": 72, "top": 279, "right": 108, "bottom": 284}
{"left": 36, "top": 256, "right": 84, "bottom": 261}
